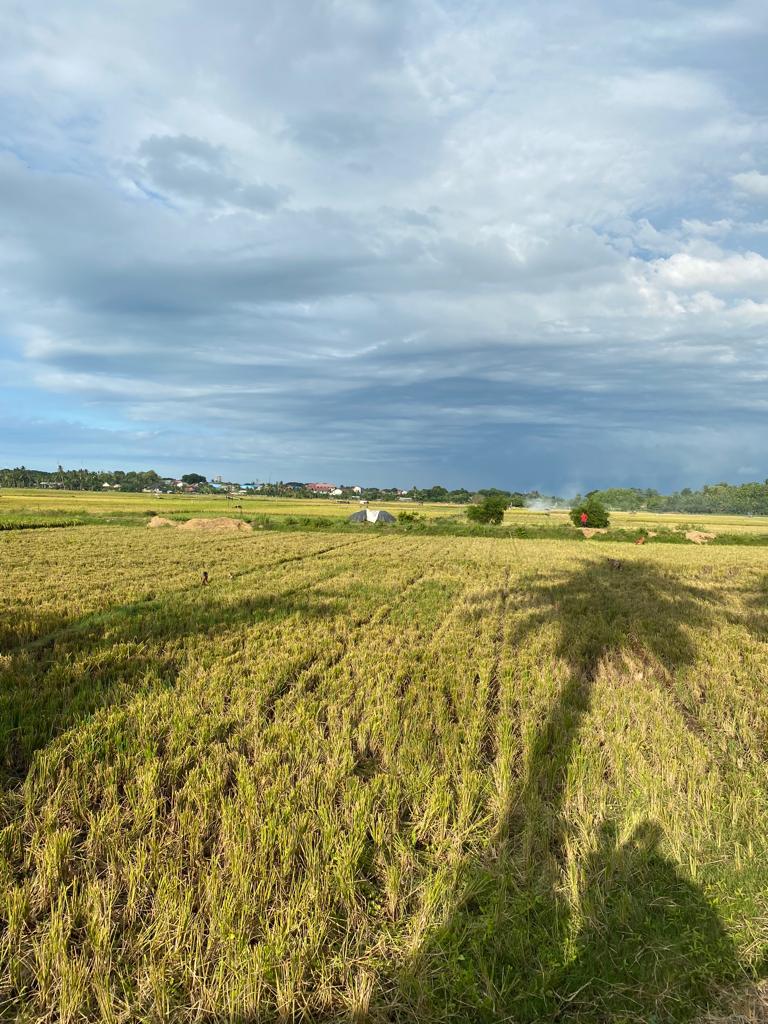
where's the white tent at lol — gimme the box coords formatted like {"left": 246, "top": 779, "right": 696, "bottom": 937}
{"left": 347, "top": 508, "right": 396, "bottom": 524}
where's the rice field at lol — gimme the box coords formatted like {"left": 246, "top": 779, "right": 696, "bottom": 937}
{"left": 6, "top": 487, "right": 768, "bottom": 535}
{"left": 0, "top": 490, "right": 466, "bottom": 524}
{"left": 1, "top": 525, "right": 768, "bottom": 1022}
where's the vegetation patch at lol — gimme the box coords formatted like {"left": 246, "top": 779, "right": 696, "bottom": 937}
{"left": 0, "top": 514, "right": 87, "bottom": 531}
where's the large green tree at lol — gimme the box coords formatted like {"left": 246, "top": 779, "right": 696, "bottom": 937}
{"left": 466, "top": 494, "right": 508, "bottom": 525}
{"left": 570, "top": 497, "right": 610, "bottom": 529}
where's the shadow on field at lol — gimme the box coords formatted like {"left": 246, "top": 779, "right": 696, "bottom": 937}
{"left": 742, "top": 573, "right": 768, "bottom": 641}
{"left": 386, "top": 559, "right": 760, "bottom": 1023}
{"left": 0, "top": 586, "right": 342, "bottom": 786}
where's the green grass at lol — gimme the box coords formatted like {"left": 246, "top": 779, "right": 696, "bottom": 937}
{"left": 1, "top": 527, "right": 767, "bottom": 1021}
{"left": 0, "top": 513, "right": 87, "bottom": 531}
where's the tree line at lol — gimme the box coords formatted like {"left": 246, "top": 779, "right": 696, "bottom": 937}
{"left": 0, "top": 466, "right": 168, "bottom": 492}
{"left": 579, "top": 483, "right": 768, "bottom": 516}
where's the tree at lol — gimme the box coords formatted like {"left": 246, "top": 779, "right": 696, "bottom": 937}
{"left": 181, "top": 473, "right": 207, "bottom": 484}
{"left": 466, "top": 494, "right": 508, "bottom": 525}
{"left": 448, "top": 488, "right": 473, "bottom": 504}
{"left": 570, "top": 497, "right": 610, "bottom": 529}
{"left": 424, "top": 485, "right": 449, "bottom": 502}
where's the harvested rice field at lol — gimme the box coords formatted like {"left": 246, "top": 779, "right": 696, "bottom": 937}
{"left": 1, "top": 526, "right": 768, "bottom": 1022}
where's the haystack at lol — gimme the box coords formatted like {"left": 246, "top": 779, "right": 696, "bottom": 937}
{"left": 177, "top": 517, "right": 253, "bottom": 533}
{"left": 685, "top": 530, "right": 715, "bottom": 544}
{"left": 147, "top": 516, "right": 176, "bottom": 528}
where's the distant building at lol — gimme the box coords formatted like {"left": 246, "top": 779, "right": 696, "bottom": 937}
{"left": 331, "top": 488, "right": 343, "bottom": 496}
{"left": 306, "top": 482, "right": 336, "bottom": 494}
{"left": 352, "top": 485, "right": 362, "bottom": 494}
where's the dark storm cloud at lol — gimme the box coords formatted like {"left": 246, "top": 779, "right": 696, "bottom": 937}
{"left": 1, "top": 0, "right": 768, "bottom": 488}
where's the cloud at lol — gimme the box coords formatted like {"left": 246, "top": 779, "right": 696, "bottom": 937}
{"left": 133, "top": 134, "right": 289, "bottom": 211}
{"left": 733, "top": 170, "right": 768, "bottom": 198}
{"left": 1, "top": 0, "right": 768, "bottom": 490}
{"left": 650, "top": 252, "right": 768, "bottom": 293}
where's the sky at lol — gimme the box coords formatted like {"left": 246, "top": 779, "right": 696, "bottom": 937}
{"left": 1, "top": 0, "right": 768, "bottom": 493}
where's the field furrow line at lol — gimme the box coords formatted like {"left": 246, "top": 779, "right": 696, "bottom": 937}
{"left": 651, "top": 667, "right": 768, "bottom": 782}
{"left": 4, "top": 536, "right": 374, "bottom": 658}
{"left": 261, "top": 555, "right": 444, "bottom": 724}
{"left": 480, "top": 567, "right": 511, "bottom": 767}
{"left": 227, "top": 534, "right": 375, "bottom": 581}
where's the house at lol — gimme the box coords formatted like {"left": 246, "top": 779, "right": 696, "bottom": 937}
{"left": 306, "top": 482, "right": 336, "bottom": 494}
{"left": 331, "top": 488, "right": 343, "bottom": 497}
{"left": 352, "top": 486, "right": 362, "bottom": 494}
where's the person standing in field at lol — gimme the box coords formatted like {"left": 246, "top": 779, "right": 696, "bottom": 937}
{"left": 580, "top": 512, "right": 588, "bottom": 526}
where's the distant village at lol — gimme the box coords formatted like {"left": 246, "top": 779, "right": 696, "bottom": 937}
{"left": 179, "top": 479, "right": 375, "bottom": 498}
{"left": 0, "top": 466, "right": 547, "bottom": 506}
{"left": 34, "top": 473, "right": 497, "bottom": 505}
{"left": 177, "top": 478, "right": 414, "bottom": 501}
{"left": 38, "top": 475, "right": 430, "bottom": 501}
{"left": 4, "top": 465, "right": 768, "bottom": 515}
